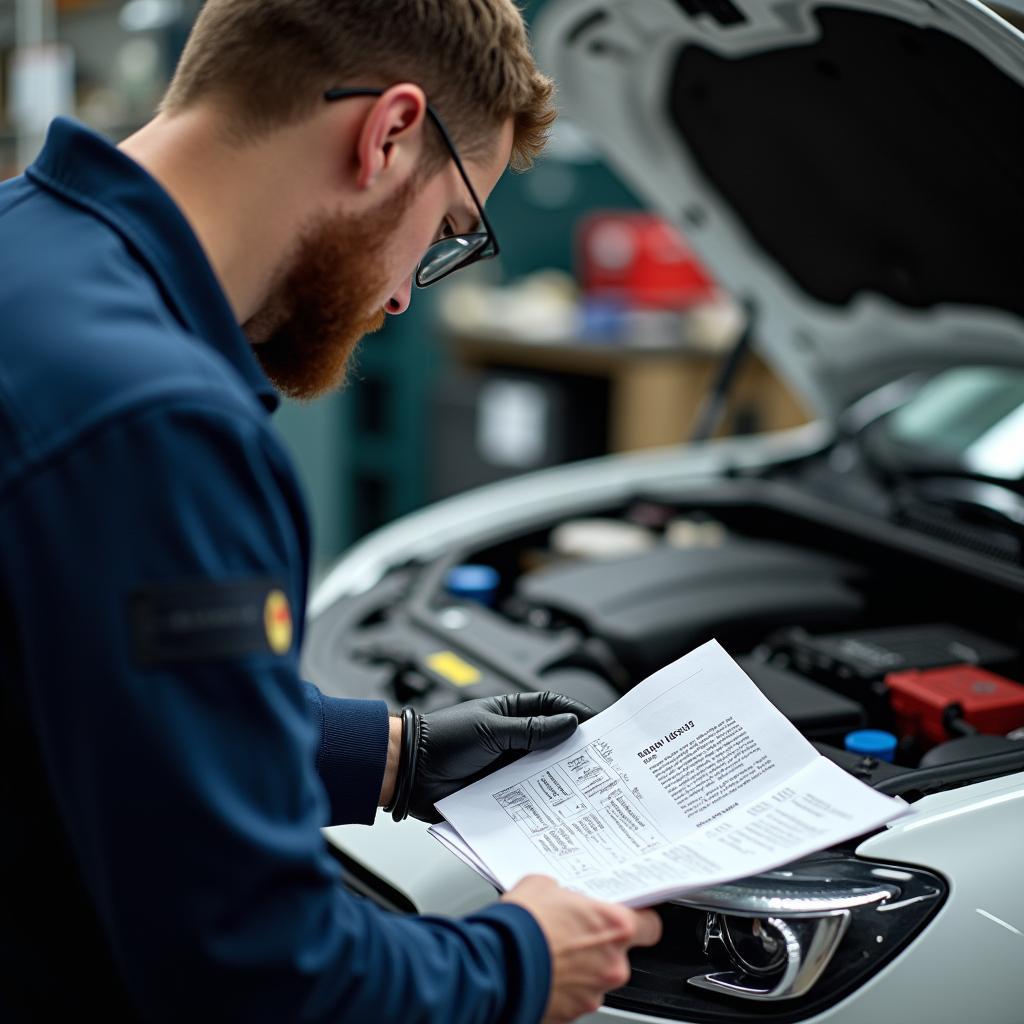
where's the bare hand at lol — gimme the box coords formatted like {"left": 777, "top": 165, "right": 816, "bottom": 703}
{"left": 502, "top": 875, "right": 662, "bottom": 1023}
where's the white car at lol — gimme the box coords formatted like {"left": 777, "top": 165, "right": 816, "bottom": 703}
{"left": 304, "top": 1, "right": 1024, "bottom": 1020}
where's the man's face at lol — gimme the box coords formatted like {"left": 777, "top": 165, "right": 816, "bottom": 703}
{"left": 247, "top": 119, "right": 514, "bottom": 400}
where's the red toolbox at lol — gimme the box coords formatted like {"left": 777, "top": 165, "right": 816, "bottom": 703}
{"left": 576, "top": 212, "right": 716, "bottom": 309}
{"left": 885, "top": 664, "right": 1024, "bottom": 745}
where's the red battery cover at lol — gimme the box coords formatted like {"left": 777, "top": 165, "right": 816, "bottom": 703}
{"left": 885, "top": 664, "right": 1024, "bottom": 745}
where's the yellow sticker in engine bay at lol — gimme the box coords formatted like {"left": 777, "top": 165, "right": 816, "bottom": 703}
{"left": 426, "top": 651, "right": 481, "bottom": 686}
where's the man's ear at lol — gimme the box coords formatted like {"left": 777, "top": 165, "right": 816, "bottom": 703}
{"left": 354, "top": 84, "right": 428, "bottom": 191}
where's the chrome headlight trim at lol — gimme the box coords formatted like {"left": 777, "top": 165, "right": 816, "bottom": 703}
{"left": 610, "top": 852, "right": 946, "bottom": 1022}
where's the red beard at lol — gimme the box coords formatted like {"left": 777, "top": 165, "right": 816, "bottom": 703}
{"left": 245, "top": 186, "right": 411, "bottom": 400}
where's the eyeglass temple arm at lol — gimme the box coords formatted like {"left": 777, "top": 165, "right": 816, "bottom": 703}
{"left": 323, "top": 87, "right": 500, "bottom": 257}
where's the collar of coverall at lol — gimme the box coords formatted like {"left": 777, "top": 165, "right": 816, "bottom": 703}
{"left": 27, "top": 116, "right": 280, "bottom": 414}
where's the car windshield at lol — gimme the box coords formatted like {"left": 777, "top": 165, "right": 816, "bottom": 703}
{"left": 874, "top": 366, "right": 1024, "bottom": 483}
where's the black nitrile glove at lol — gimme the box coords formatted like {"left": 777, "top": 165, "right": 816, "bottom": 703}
{"left": 403, "top": 692, "right": 595, "bottom": 823}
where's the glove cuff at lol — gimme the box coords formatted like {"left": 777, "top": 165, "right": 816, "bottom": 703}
{"left": 386, "top": 706, "right": 421, "bottom": 822}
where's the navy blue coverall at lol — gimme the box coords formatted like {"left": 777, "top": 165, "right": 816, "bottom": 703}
{"left": 0, "top": 119, "right": 550, "bottom": 1022}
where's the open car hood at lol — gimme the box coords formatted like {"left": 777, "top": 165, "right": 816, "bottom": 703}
{"left": 536, "top": 0, "right": 1024, "bottom": 418}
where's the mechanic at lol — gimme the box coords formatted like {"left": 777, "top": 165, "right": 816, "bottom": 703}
{"left": 0, "top": 1, "right": 661, "bottom": 1021}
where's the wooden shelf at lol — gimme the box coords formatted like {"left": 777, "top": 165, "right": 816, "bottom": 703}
{"left": 448, "top": 330, "right": 810, "bottom": 452}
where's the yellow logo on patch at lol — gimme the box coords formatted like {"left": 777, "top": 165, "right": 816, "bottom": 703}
{"left": 264, "top": 589, "right": 293, "bottom": 655}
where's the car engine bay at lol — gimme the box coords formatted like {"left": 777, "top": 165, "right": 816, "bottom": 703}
{"left": 304, "top": 468, "right": 1024, "bottom": 796}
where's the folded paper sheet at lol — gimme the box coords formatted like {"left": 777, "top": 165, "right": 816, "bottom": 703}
{"left": 430, "top": 640, "right": 908, "bottom": 907}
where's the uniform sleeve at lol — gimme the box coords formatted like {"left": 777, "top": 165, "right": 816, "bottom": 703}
{"left": 301, "top": 682, "right": 390, "bottom": 825}
{"left": 6, "top": 396, "right": 551, "bottom": 1024}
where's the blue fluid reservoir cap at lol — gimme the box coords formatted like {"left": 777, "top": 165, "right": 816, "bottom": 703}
{"left": 844, "top": 729, "right": 898, "bottom": 763}
{"left": 446, "top": 565, "right": 500, "bottom": 606}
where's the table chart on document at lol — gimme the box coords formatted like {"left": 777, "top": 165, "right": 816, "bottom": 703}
{"left": 493, "top": 736, "right": 671, "bottom": 879}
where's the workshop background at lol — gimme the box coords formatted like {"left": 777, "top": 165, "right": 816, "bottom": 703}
{"left": 0, "top": 0, "right": 809, "bottom": 578}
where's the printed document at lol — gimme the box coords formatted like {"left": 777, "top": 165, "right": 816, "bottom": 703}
{"left": 430, "top": 640, "right": 908, "bottom": 907}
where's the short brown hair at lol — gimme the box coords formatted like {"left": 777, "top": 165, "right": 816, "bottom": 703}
{"left": 162, "top": 0, "right": 556, "bottom": 172}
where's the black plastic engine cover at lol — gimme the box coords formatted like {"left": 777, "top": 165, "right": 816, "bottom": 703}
{"left": 738, "top": 657, "right": 866, "bottom": 743}
{"left": 517, "top": 540, "right": 865, "bottom": 677}
{"left": 778, "top": 623, "right": 1017, "bottom": 682}
{"left": 301, "top": 561, "right": 623, "bottom": 713}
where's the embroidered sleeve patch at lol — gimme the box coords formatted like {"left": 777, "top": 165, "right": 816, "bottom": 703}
{"left": 130, "top": 579, "right": 293, "bottom": 666}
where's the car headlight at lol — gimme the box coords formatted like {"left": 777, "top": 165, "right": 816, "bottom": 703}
{"left": 614, "top": 852, "right": 944, "bottom": 1021}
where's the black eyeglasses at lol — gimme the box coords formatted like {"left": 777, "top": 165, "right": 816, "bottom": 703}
{"left": 323, "top": 87, "right": 500, "bottom": 287}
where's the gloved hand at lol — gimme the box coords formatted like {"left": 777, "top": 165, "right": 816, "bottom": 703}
{"left": 390, "top": 692, "right": 595, "bottom": 823}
